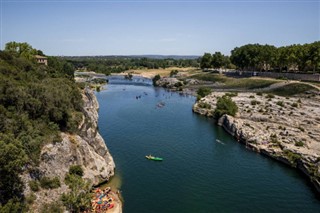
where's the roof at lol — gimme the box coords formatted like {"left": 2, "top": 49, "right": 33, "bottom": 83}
{"left": 35, "top": 55, "right": 47, "bottom": 59}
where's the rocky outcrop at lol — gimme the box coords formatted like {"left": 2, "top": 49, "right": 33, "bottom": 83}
{"left": 22, "top": 89, "right": 116, "bottom": 211}
{"left": 193, "top": 92, "right": 320, "bottom": 193}
{"left": 155, "top": 77, "right": 184, "bottom": 89}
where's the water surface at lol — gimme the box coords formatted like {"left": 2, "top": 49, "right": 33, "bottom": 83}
{"left": 96, "top": 80, "right": 320, "bottom": 212}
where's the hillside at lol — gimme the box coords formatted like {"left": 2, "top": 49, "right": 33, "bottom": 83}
{"left": 0, "top": 43, "right": 116, "bottom": 212}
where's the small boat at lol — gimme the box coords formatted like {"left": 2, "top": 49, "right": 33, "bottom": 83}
{"left": 146, "top": 155, "right": 163, "bottom": 161}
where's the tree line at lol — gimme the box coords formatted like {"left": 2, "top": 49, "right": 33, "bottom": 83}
{"left": 200, "top": 41, "right": 320, "bottom": 73}
{"left": 64, "top": 56, "right": 200, "bottom": 75}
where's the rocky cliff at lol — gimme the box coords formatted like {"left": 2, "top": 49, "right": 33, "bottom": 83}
{"left": 22, "top": 88, "right": 116, "bottom": 210}
{"left": 193, "top": 92, "right": 320, "bottom": 193}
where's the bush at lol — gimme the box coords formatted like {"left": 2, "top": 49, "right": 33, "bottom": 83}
{"left": 69, "top": 165, "right": 83, "bottom": 177}
{"left": 198, "top": 102, "right": 211, "bottom": 109}
{"left": 284, "top": 150, "right": 301, "bottom": 165}
{"left": 174, "top": 81, "right": 183, "bottom": 88}
{"left": 25, "top": 193, "right": 36, "bottom": 205}
{"left": 295, "top": 141, "right": 304, "bottom": 147}
{"left": 197, "top": 87, "right": 212, "bottom": 98}
{"left": 291, "top": 103, "right": 298, "bottom": 107}
{"left": 225, "top": 92, "right": 238, "bottom": 97}
{"left": 152, "top": 74, "right": 161, "bottom": 86}
{"left": 256, "top": 92, "right": 263, "bottom": 96}
{"left": 40, "top": 201, "right": 64, "bottom": 213}
{"left": 214, "top": 95, "right": 238, "bottom": 118}
{"left": 251, "top": 100, "right": 260, "bottom": 105}
{"left": 61, "top": 174, "right": 91, "bottom": 213}
{"left": 28, "top": 180, "right": 39, "bottom": 192}
{"left": 170, "top": 70, "right": 179, "bottom": 77}
{"left": 40, "top": 176, "right": 61, "bottom": 189}
{"left": 266, "top": 94, "right": 275, "bottom": 99}
{"left": 276, "top": 101, "right": 284, "bottom": 107}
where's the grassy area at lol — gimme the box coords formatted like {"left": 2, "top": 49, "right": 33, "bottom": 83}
{"left": 269, "top": 83, "right": 317, "bottom": 96}
{"left": 226, "top": 78, "right": 278, "bottom": 89}
{"left": 191, "top": 73, "right": 278, "bottom": 89}
{"left": 191, "top": 73, "right": 228, "bottom": 83}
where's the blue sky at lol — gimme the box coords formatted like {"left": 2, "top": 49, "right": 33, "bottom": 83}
{"left": 1, "top": 0, "right": 319, "bottom": 56}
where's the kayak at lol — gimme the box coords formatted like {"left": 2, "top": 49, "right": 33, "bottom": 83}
{"left": 146, "top": 155, "right": 163, "bottom": 161}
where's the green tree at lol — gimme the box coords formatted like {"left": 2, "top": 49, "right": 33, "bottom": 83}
{"left": 307, "top": 41, "right": 320, "bottom": 73}
{"left": 152, "top": 74, "right": 161, "bottom": 86}
{"left": 5, "top": 42, "right": 37, "bottom": 60}
{"left": 214, "top": 95, "right": 238, "bottom": 118}
{"left": 0, "top": 134, "right": 27, "bottom": 204}
{"left": 200, "top": 53, "right": 212, "bottom": 69}
{"left": 211, "top": 52, "right": 225, "bottom": 69}
{"left": 62, "top": 175, "right": 91, "bottom": 213}
{"left": 197, "top": 87, "right": 212, "bottom": 98}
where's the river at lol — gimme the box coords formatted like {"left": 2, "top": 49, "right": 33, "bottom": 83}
{"left": 96, "top": 78, "right": 320, "bottom": 212}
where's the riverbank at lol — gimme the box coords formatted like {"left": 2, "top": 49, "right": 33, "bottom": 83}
{"left": 193, "top": 91, "right": 320, "bottom": 193}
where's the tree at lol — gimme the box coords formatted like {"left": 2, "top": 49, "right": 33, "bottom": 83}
{"left": 197, "top": 87, "right": 212, "bottom": 98}
{"left": 5, "top": 42, "right": 37, "bottom": 60}
{"left": 0, "top": 134, "right": 27, "bottom": 204}
{"left": 62, "top": 167, "right": 91, "bottom": 213}
{"left": 211, "top": 52, "right": 224, "bottom": 69}
{"left": 152, "top": 74, "right": 161, "bottom": 86}
{"left": 200, "top": 53, "right": 212, "bottom": 69}
{"left": 214, "top": 95, "right": 238, "bottom": 118}
{"left": 307, "top": 41, "right": 320, "bottom": 73}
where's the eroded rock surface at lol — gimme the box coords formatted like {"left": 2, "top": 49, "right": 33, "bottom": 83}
{"left": 22, "top": 89, "right": 116, "bottom": 211}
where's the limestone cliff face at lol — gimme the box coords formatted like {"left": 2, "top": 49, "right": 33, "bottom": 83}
{"left": 193, "top": 92, "right": 320, "bottom": 193}
{"left": 23, "top": 88, "right": 115, "bottom": 209}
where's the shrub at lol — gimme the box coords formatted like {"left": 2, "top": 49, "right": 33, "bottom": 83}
{"left": 29, "top": 180, "right": 39, "bottom": 192}
{"left": 197, "top": 87, "right": 212, "bottom": 98}
{"left": 69, "top": 165, "right": 83, "bottom": 177}
{"left": 170, "top": 70, "right": 179, "bottom": 77}
{"left": 284, "top": 150, "right": 301, "bottom": 165}
{"left": 152, "top": 74, "right": 161, "bottom": 86}
{"left": 276, "top": 101, "right": 284, "bottom": 107}
{"left": 256, "top": 92, "right": 263, "bottom": 96}
{"left": 25, "top": 193, "right": 36, "bottom": 205}
{"left": 40, "top": 201, "right": 64, "bottom": 213}
{"left": 198, "top": 102, "right": 211, "bottom": 109}
{"left": 295, "top": 141, "right": 304, "bottom": 147}
{"left": 214, "top": 95, "right": 238, "bottom": 118}
{"left": 40, "top": 176, "right": 61, "bottom": 189}
{"left": 249, "top": 95, "right": 255, "bottom": 99}
{"left": 61, "top": 174, "right": 92, "bottom": 213}
{"left": 291, "top": 103, "right": 298, "bottom": 107}
{"left": 174, "top": 81, "right": 183, "bottom": 87}
{"left": 251, "top": 100, "right": 260, "bottom": 105}
{"left": 225, "top": 92, "right": 238, "bottom": 97}
{"left": 266, "top": 94, "right": 275, "bottom": 99}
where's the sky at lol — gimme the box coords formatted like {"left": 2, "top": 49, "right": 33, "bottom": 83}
{"left": 0, "top": 0, "right": 319, "bottom": 56}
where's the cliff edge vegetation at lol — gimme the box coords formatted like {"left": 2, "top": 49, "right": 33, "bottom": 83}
{"left": 0, "top": 42, "right": 116, "bottom": 212}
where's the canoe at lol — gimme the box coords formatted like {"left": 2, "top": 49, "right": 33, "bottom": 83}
{"left": 146, "top": 155, "right": 163, "bottom": 161}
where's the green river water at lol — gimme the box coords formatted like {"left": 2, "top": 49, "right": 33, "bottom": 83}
{"left": 96, "top": 78, "right": 320, "bottom": 212}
